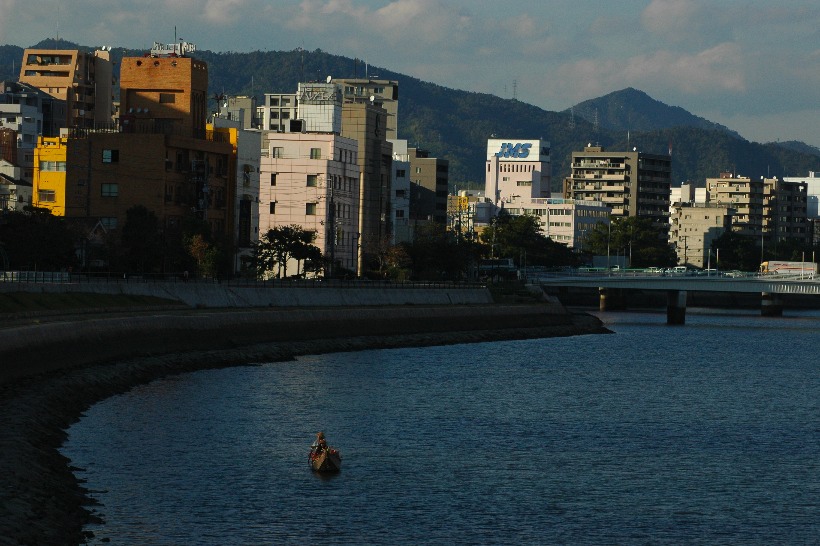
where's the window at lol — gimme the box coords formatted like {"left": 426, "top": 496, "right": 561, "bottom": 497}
{"left": 159, "top": 93, "right": 175, "bottom": 103}
{"left": 395, "top": 189, "right": 406, "bottom": 198}
{"left": 100, "top": 217, "right": 118, "bottom": 229}
{"left": 37, "top": 190, "right": 56, "bottom": 202}
{"left": 307, "top": 174, "right": 318, "bottom": 187}
{"left": 102, "top": 149, "right": 119, "bottom": 163}
{"left": 270, "top": 173, "right": 277, "bottom": 186}
{"left": 101, "top": 183, "right": 118, "bottom": 197}
{"left": 310, "top": 148, "right": 321, "bottom": 159}
{"left": 396, "top": 209, "right": 405, "bottom": 218}
{"left": 306, "top": 202, "right": 317, "bottom": 215}
{"left": 269, "top": 202, "right": 276, "bottom": 214}
{"left": 272, "top": 147, "right": 284, "bottom": 158}
{"left": 39, "top": 161, "right": 66, "bottom": 171}
{"left": 415, "top": 167, "right": 422, "bottom": 173}
{"left": 396, "top": 169, "right": 406, "bottom": 178}
{"left": 281, "top": 111, "right": 290, "bottom": 120}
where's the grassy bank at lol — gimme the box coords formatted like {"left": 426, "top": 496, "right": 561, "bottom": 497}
{"left": 0, "top": 292, "right": 181, "bottom": 315}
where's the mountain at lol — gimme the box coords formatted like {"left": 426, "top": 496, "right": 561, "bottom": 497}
{"left": 2, "top": 41, "right": 819, "bottom": 187}
{"left": 566, "top": 87, "right": 740, "bottom": 138}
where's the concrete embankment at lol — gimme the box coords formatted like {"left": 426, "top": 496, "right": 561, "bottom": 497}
{"left": 0, "top": 291, "right": 608, "bottom": 545}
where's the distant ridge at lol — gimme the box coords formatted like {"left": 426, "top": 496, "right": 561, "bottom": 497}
{"left": 566, "top": 87, "right": 741, "bottom": 138}
{"left": 0, "top": 41, "right": 818, "bottom": 186}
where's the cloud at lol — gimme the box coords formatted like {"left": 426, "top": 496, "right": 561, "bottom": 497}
{"left": 641, "top": 0, "right": 700, "bottom": 40}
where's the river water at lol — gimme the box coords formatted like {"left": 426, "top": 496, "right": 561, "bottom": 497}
{"left": 62, "top": 309, "right": 819, "bottom": 545}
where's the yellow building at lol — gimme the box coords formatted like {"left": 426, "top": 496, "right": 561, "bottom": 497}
{"left": 32, "top": 135, "right": 68, "bottom": 215}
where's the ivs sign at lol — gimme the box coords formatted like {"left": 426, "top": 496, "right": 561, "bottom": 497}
{"left": 495, "top": 142, "right": 531, "bottom": 158}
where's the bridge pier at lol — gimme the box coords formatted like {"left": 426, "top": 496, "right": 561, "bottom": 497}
{"left": 666, "top": 290, "right": 687, "bottom": 325}
{"left": 598, "top": 287, "right": 626, "bottom": 311}
{"left": 761, "top": 292, "right": 783, "bottom": 317}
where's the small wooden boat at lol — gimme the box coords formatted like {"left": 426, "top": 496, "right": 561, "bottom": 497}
{"left": 309, "top": 447, "right": 342, "bottom": 473}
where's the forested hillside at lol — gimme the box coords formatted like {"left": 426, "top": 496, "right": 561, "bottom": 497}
{"left": 2, "top": 39, "right": 819, "bottom": 188}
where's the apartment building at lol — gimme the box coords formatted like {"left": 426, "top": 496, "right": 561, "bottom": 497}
{"left": 0, "top": 159, "right": 30, "bottom": 211}
{"left": 784, "top": 171, "right": 820, "bottom": 218}
{"left": 18, "top": 48, "right": 114, "bottom": 129}
{"left": 340, "top": 100, "right": 392, "bottom": 267}
{"left": 669, "top": 202, "right": 734, "bottom": 268}
{"left": 766, "top": 178, "right": 810, "bottom": 244}
{"left": 334, "top": 79, "right": 398, "bottom": 139}
{"left": 408, "top": 147, "right": 449, "bottom": 225}
{"left": 1, "top": 81, "right": 67, "bottom": 183}
{"left": 706, "top": 173, "right": 764, "bottom": 238}
{"left": 390, "top": 141, "right": 412, "bottom": 245}
{"left": 563, "top": 145, "right": 671, "bottom": 229}
{"left": 501, "top": 198, "right": 610, "bottom": 250}
{"left": 706, "top": 172, "right": 809, "bottom": 244}
{"left": 259, "top": 132, "right": 360, "bottom": 275}
{"left": 30, "top": 42, "right": 235, "bottom": 272}
{"left": 258, "top": 93, "right": 298, "bottom": 132}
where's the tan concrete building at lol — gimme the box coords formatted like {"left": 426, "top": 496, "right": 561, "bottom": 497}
{"left": 334, "top": 79, "right": 398, "bottom": 139}
{"left": 765, "top": 178, "right": 809, "bottom": 244}
{"left": 340, "top": 101, "right": 392, "bottom": 268}
{"left": 408, "top": 147, "right": 449, "bottom": 225}
{"left": 705, "top": 173, "right": 764, "bottom": 238}
{"left": 563, "top": 145, "right": 671, "bottom": 229}
{"left": 669, "top": 202, "right": 734, "bottom": 268}
{"left": 19, "top": 48, "right": 114, "bottom": 129}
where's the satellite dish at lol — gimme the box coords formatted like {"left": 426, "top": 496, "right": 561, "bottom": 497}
{"left": 369, "top": 95, "right": 375, "bottom": 103}
{"left": 326, "top": 75, "right": 332, "bottom": 83}
{"left": 633, "top": 147, "right": 637, "bottom": 151}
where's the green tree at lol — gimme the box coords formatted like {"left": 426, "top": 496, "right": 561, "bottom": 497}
{"left": 255, "top": 225, "right": 323, "bottom": 278}
{"left": 582, "top": 216, "right": 676, "bottom": 268}
{"left": 481, "top": 213, "right": 578, "bottom": 267}
{"left": 710, "top": 231, "right": 761, "bottom": 271}
{"left": 0, "top": 207, "right": 76, "bottom": 270}
{"left": 120, "top": 205, "right": 161, "bottom": 273}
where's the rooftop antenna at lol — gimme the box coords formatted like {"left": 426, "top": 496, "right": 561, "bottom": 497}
{"left": 569, "top": 106, "right": 575, "bottom": 130}
{"left": 512, "top": 79, "right": 517, "bottom": 101}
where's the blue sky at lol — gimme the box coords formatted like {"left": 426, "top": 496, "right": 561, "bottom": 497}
{"left": 2, "top": 0, "right": 820, "bottom": 148}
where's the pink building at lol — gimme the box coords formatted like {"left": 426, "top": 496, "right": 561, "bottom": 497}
{"left": 259, "top": 133, "right": 360, "bottom": 276}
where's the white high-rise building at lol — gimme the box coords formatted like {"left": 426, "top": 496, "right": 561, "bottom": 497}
{"left": 485, "top": 138, "right": 551, "bottom": 205}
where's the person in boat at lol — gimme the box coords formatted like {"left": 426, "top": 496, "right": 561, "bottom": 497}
{"left": 311, "top": 431, "right": 328, "bottom": 456}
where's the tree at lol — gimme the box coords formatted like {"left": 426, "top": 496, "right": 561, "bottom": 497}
{"left": 481, "top": 213, "right": 578, "bottom": 268}
{"left": 120, "top": 205, "right": 161, "bottom": 273}
{"left": 582, "top": 216, "right": 676, "bottom": 268}
{"left": 0, "top": 208, "right": 76, "bottom": 270}
{"left": 254, "top": 225, "right": 323, "bottom": 278}
{"left": 710, "top": 231, "right": 761, "bottom": 271}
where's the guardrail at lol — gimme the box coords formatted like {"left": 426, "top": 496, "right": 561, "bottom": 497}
{"left": 0, "top": 271, "right": 486, "bottom": 290}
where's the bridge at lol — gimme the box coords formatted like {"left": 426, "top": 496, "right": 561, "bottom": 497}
{"left": 530, "top": 271, "right": 820, "bottom": 325}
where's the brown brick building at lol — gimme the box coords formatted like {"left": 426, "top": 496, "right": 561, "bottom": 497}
{"left": 59, "top": 44, "right": 234, "bottom": 270}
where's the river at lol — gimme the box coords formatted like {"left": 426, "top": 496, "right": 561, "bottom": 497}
{"left": 62, "top": 309, "right": 820, "bottom": 544}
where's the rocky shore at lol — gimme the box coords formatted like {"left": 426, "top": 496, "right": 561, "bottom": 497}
{"left": 0, "top": 307, "right": 608, "bottom": 545}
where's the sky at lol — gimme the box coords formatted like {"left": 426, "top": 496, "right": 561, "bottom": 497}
{"left": 2, "top": 0, "right": 820, "bottom": 148}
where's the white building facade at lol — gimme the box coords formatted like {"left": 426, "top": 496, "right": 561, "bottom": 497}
{"left": 485, "top": 138, "right": 551, "bottom": 205}
{"left": 259, "top": 133, "right": 360, "bottom": 276}
{"left": 501, "top": 197, "right": 610, "bottom": 249}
